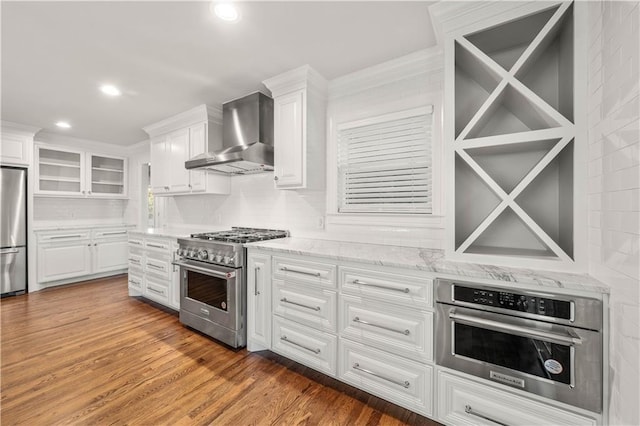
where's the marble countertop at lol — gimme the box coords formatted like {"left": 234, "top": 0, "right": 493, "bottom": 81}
{"left": 128, "top": 226, "right": 229, "bottom": 239}
{"left": 245, "top": 237, "right": 609, "bottom": 294}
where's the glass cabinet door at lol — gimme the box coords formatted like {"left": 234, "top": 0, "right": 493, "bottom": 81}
{"left": 36, "top": 146, "right": 84, "bottom": 195}
{"left": 88, "top": 154, "right": 126, "bottom": 197}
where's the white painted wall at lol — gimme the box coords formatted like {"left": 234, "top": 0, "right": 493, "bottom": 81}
{"left": 587, "top": 2, "right": 640, "bottom": 425}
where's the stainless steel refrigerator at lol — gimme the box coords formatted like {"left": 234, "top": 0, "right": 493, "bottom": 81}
{"left": 1, "top": 166, "right": 27, "bottom": 296}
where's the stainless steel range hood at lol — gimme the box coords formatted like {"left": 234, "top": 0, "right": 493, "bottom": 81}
{"left": 185, "top": 92, "right": 274, "bottom": 174}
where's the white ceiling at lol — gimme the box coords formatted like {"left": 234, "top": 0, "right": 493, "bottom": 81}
{"left": 1, "top": 1, "right": 436, "bottom": 146}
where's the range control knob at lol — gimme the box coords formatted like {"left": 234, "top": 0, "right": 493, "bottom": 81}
{"left": 198, "top": 249, "right": 208, "bottom": 260}
{"left": 176, "top": 248, "right": 183, "bottom": 256}
{"left": 215, "top": 254, "right": 223, "bottom": 263}
{"left": 223, "top": 255, "right": 231, "bottom": 264}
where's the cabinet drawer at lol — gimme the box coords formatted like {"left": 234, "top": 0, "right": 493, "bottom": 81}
{"left": 144, "top": 257, "right": 170, "bottom": 279}
{"left": 144, "top": 238, "right": 171, "bottom": 252}
{"left": 273, "top": 279, "right": 337, "bottom": 332}
{"left": 339, "top": 339, "right": 433, "bottom": 417}
{"left": 340, "top": 295, "right": 433, "bottom": 363}
{"left": 94, "top": 228, "right": 129, "bottom": 240}
{"left": 128, "top": 253, "right": 143, "bottom": 269}
{"left": 340, "top": 266, "right": 432, "bottom": 310}
{"left": 144, "top": 277, "right": 170, "bottom": 305}
{"left": 273, "top": 256, "right": 336, "bottom": 288}
{"left": 128, "top": 236, "right": 144, "bottom": 248}
{"left": 128, "top": 273, "right": 143, "bottom": 290}
{"left": 37, "top": 230, "right": 90, "bottom": 243}
{"left": 272, "top": 316, "right": 337, "bottom": 377}
{"left": 437, "top": 371, "right": 596, "bottom": 426}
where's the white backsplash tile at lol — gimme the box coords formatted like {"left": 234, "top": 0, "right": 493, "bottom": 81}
{"left": 33, "top": 197, "right": 127, "bottom": 224}
{"left": 588, "top": 2, "right": 640, "bottom": 424}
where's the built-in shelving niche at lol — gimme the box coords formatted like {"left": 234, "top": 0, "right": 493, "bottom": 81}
{"left": 452, "top": 2, "right": 576, "bottom": 265}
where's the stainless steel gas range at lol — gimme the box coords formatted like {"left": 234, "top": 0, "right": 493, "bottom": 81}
{"left": 172, "top": 227, "right": 289, "bottom": 348}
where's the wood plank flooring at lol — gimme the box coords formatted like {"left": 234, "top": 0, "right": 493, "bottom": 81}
{"left": 1, "top": 275, "right": 441, "bottom": 425}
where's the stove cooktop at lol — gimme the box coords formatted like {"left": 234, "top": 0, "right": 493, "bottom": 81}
{"left": 190, "top": 227, "right": 290, "bottom": 244}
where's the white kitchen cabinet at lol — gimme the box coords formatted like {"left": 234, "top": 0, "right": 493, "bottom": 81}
{"left": 1, "top": 126, "right": 36, "bottom": 166}
{"left": 127, "top": 233, "right": 180, "bottom": 311}
{"left": 263, "top": 65, "right": 327, "bottom": 190}
{"left": 437, "top": 370, "right": 596, "bottom": 426}
{"left": 36, "top": 226, "right": 130, "bottom": 285}
{"left": 144, "top": 105, "right": 230, "bottom": 196}
{"left": 37, "top": 233, "right": 92, "bottom": 283}
{"left": 247, "top": 253, "right": 272, "bottom": 351}
{"left": 35, "top": 144, "right": 128, "bottom": 198}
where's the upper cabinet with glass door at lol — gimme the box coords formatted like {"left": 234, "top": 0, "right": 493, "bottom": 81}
{"left": 35, "top": 144, "right": 127, "bottom": 198}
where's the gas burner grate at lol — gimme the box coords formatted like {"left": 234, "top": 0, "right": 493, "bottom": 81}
{"left": 191, "top": 227, "right": 289, "bottom": 244}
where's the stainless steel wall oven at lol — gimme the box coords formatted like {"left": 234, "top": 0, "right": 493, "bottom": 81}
{"left": 435, "top": 279, "right": 603, "bottom": 413}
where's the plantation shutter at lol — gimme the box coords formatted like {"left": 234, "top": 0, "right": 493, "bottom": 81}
{"left": 338, "top": 106, "right": 434, "bottom": 214}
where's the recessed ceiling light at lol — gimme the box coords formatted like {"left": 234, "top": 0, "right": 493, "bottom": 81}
{"left": 56, "top": 121, "right": 71, "bottom": 129}
{"left": 212, "top": 3, "right": 240, "bottom": 22}
{"left": 100, "top": 84, "right": 121, "bottom": 96}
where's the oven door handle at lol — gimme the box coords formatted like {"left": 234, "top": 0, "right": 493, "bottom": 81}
{"left": 172, "top": 261, "right": 233, "bottom": 279}
{"left": 449, "top": 311, "right": 582, "bottom": 346}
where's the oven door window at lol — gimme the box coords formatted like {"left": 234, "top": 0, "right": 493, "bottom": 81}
{"left": 454, "top": 323, "right": 572, "bottom": 384}
{"left": 186, "top": 270, "right": 228, "bottom": 311}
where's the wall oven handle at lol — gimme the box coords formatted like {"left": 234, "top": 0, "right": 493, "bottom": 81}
{"left": 172, "top": 261, "right": 233, "bottom": 279}
{"left": 465, "top": 405, "right": 509, "bottom": 426}
{"left": 352, "top": 279, "right": 410, "bottom": 293}
{"left": 280, "top": 267, "right": 321, "bottom": 277}
{"left": 449, "top": 311, "right": 582, "bottom": 346}
{"left": 280, "top": 297, "right": 321, "bottom": 311}
{"left": 353, "top": 317, "right": 410, "bottom": 335}
{"left": 352, "top": 363, "right": 410, "bottom": 389}
{"left": 280, "top": 335, "right": 320, "bottom": 354}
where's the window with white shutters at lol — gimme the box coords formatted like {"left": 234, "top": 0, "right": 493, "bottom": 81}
{"left": 337, "top": 106, "right": 434, "bottom": 214}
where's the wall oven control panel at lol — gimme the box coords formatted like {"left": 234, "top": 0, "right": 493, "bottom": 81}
{"left": 454, "top": 286, "right": 572, "bottom": 320}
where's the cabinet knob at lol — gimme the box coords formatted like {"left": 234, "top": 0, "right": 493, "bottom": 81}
{"left": 88, "top": 191, "right": 92, "bottom": 194}
{"left": 188, "top": 184, "right": 192, "bottom": 189}
{"left": 82, "top": 190, "right": 86, "bottom": 194}
{"left": 274, "top": 176, "right": 279, "bottom": 181}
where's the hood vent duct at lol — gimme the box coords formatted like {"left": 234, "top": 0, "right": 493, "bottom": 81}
{"left": 185, "top": 92, "right": 274, "bottom": 174}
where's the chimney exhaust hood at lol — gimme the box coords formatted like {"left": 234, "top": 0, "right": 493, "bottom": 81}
{"left": 185, "top": 92, "right": 274, "bottom": 174}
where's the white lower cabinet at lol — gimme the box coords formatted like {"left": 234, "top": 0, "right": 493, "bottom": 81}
{"left": 272, "top": 316, "right": 337, "bottom": 376}
{"left": 437, "top": 371, "right": 596, "bottom": 426}
{"left": 247, "top": 253, "right": 272, "bottom": 351}
{"left": 36, "top": 227, "right": 130, "bottom": 285}
{"left": 127, "top": 233, "right": 180, "bottom": 311}
{"left": 339, "top": 339, "right": 433, "bottom": 417}
{"left": 247, "top": 249, "right": 599, "bottom": 425}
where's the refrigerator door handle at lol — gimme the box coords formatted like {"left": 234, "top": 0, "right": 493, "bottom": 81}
{"left": 0, "top": 248, "right": 19, "bottom": 255}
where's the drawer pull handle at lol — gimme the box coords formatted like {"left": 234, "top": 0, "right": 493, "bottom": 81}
{"left": 352, "top": 279, "right": 410, "bottom": 293}
{"left": 129, "top": 241, "right": 142, "bottom": 245}
{"left": 50, "top": 234, "right": 83, "bottom": 239}
{"left": 254, "top": 266, "right": 260, "bottom": 296}
{"left": 465, "top": 405, "right": 509, "bottom": 426}
{"left": 128, "top": 258, "right": 140, "bottom": 263}
{"left": 280, "top": 335, "right": 320, "bottom": 354}
{"left": 280, "top": 267, "right": 321, "bottom": 277}
{"left": 280, "top": 297, "right": 320, "bottom": 311}
{"left": 147, "top": 287, "right": 164, "bottom": 295}
{"left": 147, "top": 264, "right": 165, "bottom": 271}
{"left": 352, "top": 363, "right": 410, "bottom": 389}
{"left": 129, "top": 279, "right": 140, "bottom": 286}
{"left": 280, "top": 297, "right": 320, "bottom": 312}
{"left": 102, "top": 231, "right": 127, "bottom": 236}
{"left": 353, "top": 317, "right": 410, "bottom": 336}
{"left": 147, "top": 243, "right": 166, "bottom": 249}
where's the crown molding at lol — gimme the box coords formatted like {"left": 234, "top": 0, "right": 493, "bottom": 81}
{"left": 142, "top": 104, "right": 223, "bottom": 138}
{"left": 35, "top": 131, "right": 130, "bottom": 155}
{"left": 1, "top": 120, "right": 41, "bottom": 137}
{"left": 263, "top": 64, "right": 328, "bottom": 98}
{"left": 328, "top": 47, "right": 443, "bottom": 100}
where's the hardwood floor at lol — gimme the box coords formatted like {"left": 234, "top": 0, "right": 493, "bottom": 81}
{"left": 1, "top": 275, "right": 441, "bottom": 426}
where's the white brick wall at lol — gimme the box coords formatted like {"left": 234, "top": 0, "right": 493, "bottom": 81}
{"left": 587, "top": 1, "right": 640, "bottom": 425}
